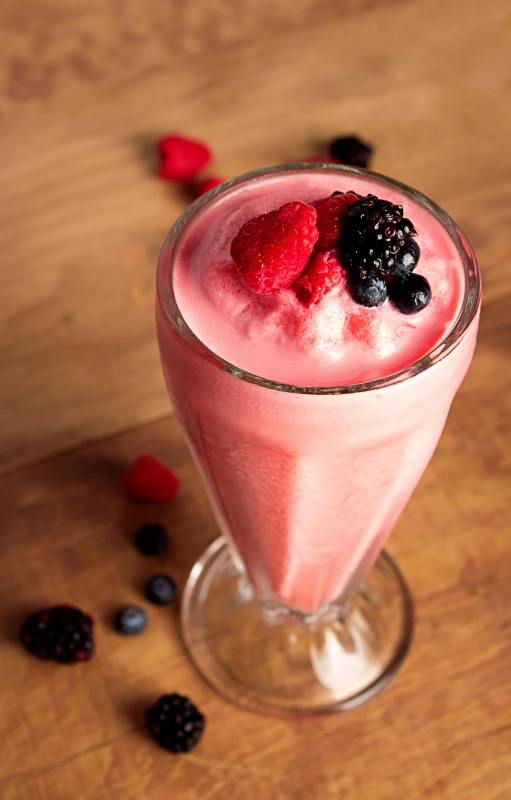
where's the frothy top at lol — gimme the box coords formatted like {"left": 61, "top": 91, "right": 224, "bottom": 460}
{"left": 172, "top": 170, "right": 465, "bottom": 387}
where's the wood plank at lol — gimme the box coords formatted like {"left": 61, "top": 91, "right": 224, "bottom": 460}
{"left": 0, "top": 388, "right": 509, "bottom": 797}
{"left": 1, "top": 728, "right": 509, "bottom": 800}
{"left": 1, "top": 0, "right": 511, "bottom": 796}
{"left": 0, "top": 0, "right": 510, "bottom": 472}
{"left": 0, "top": 0, "right": 384, "bottom": 115}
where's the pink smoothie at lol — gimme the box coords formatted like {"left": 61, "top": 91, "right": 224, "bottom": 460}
{"left": 157, "top": 167, "right": 480, "bottom": 613}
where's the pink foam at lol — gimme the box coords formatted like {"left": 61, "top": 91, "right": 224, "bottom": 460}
{"left": 173, "top": 171, "right": 463, "bottom": 387}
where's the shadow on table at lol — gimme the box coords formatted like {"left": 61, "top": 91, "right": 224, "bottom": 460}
{"left": 31, "top": 443, "right": 215, "bottom": 589}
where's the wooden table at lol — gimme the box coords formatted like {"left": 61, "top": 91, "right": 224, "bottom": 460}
{"left": 0, "top": 1, "right": 510, "bottom": 797}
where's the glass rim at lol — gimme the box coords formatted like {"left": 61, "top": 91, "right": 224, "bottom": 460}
{"left": 156, "top": 163, "right": 481, "bottom": 395}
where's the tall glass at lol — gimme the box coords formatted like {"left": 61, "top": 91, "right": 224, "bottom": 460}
{"left": 156, "top": 165, "right": 481, "bottom": 717}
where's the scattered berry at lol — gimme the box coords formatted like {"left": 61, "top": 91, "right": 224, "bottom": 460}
{"left": 134, "top": 523, "right": 169, "bottom": 556}
{"left": 230, "top": 201, "right": 319, "bottom": 293}
{"left": 312, "top": 191, "right": 359, "bottom": 251}
{"left": 293, "top": 250, "right": 342, "bottom": 306}
{"left": 21, "top": 605, "right": 94, "bottom": 664}
{"left": 146, "top": 694, "right": 205, "bottom": 753}
{"left": 114, "top": 605, "right": 148, "bottom": 636}
{"left": 348, "top": 273, "right": 388, "bottom": 307}
{"left": 145, "top": 575, "right": 177, "bottom": 606}
{"left": 122, "top": 455, "right": 180, "bottom": 503}
{"left": 194, "top": 176, "right": 226, "bottom": 198}
{"left": 387, "top": 238, "right": 420, "bottom": 279}
{"left": 158, "top": 135, "right": 211, "bottom": 182}
{"left": 340, "top": 194, "right": 417, "bottom": 280}
{"left": 329, "top": 136, "right": 373, "bottom": 168}
{"left": 388, "top": 274, "right": 432, "bottom": 314}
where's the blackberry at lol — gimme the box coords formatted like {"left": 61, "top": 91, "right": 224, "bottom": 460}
{"left": 114, "top": 605, "right": 148, "bottom": 636}
{"left": 134, "top": 523, "right": 169, "bottom": 556}
{"left": 339, "top": 194, "right": 417, "bottom": 280}
{"left": 21, "top": 605, "right": 94, "bottom": 664}
{"left": 145, "top": 575, "right": 177, "bottom": 606}
{"left": 388, "top": 274, "right": 432, "bottom": 314}
{"left": 329, "top": 136, "right": 373, "bottom": 168}
{"left": 146, "top": 693, "right": 205, "bottom": 753}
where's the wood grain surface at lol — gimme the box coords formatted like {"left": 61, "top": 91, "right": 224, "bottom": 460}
{"left": 0, "top": 0, "right": 510, "bottom": 798}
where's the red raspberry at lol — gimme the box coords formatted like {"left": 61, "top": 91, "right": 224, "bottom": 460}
{"left": 122, "top": 455, "right": 181, "bottom": 503}
{"left": 158, "top": 134, "right": 211, "bottom": 182}
{"left": 193, "top": 176, "right": 226, "bottom": 198}
{"left": 293, "top": 249, "right": 342, "bottom": 306}
{"left": 312, "top": 191, "right": 359, "bottom": 251}
{"left": 230, "top": 201, "right": 319, "bottom": 293}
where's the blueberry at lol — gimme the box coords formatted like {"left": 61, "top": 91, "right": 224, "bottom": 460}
{"left": 329, "top": 136, "right": 373, "bottom": 168}
{"left": 348, "top": 273, "right": 387, "bottom": 307}
{"left": 134, "top": 523, "right": 169, "bottom": 556}
{"left": 388, "top": 274, "right": 432, "bottom": 314}
{"left": 388, "top": 239, "right": 420, "bottom": 279}
{"left": 145, "top": 575, "right": 177, "bottom": 606}
{"left": 114, "top": 605, "right": 148, "bottom": 636}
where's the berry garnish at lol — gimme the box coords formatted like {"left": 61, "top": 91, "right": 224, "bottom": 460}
{"left": 194, "top": 176, "right": 226, "bottom": 198}
{"left": 134, "top": 523, "right": 169, "bottom": 556}
{"left": 388, "top": 238, "right": 420, "bottom": 279}
{"left": 158, "top": 134, "right": 211, "bottom": 182}
{"left": 146, "top": 694, "right": 205, "bottom": 753}
{"left": 122, "top": 455, "right": 180, "bottom": 503}
{"left": 340, "top": 194, "right": 417, "bottom": 280}
{"left": 230, "top": 201, "right": 319, "bottom": 293}
{"left": 114, "top": 606, "right": 148, "bottom": 636}
{"left": 312, "top": 191, "right": 359, "bottom": 251}
{"left": 145, "top": 575, "right": 178, "bottom": 606}
{"left": 293, "top": 250, "right": 342, "bottom": 307}
{"left": 388, "top": 274, "right": 432, "bottom": 314}
{"left": 21, "top": 606, "right": 94, "bottom": 664}
{"left": 348, "top": 272, "right": 388, "bottom": 307}
{"left": 329, "top": 136, "right": 373, "bottom": 168}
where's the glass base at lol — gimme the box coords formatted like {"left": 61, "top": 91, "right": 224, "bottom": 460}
{"left": 181, "top": 538, "right": 414, "bottom": 718}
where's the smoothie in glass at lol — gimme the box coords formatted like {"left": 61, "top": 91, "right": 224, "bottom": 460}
{"left": 157, "top": 168, "right": 478, "bottom": 614}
